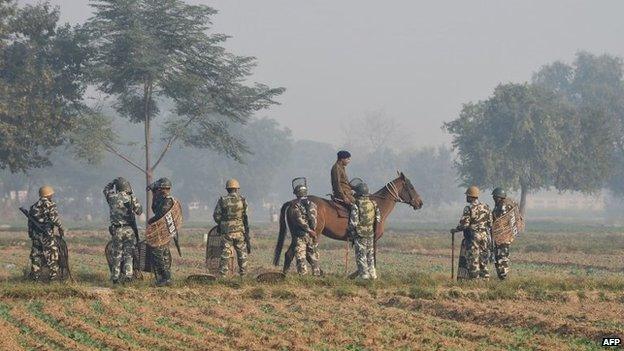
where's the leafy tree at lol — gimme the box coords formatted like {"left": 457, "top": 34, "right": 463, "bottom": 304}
{"left": 444, "top": 83, "right": 574, "bottom": 214}
{"left": 0, "top": 2, "right": 89, "bottom": 172}
{"left": 0, "top": 1, "right": 15, "bottom": 40}
{"left": 164, "top": 117, "right": 293, "bottom": 210}
{"left": 533, "top": 52, "right": 623, "bottom": 196}
{"left": 83, "top": 0, "right": 284, "bottom": 214}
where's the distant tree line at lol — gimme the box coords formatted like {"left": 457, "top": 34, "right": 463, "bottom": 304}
{"left": 445, "top": 52, "right": 624, "bottom": 214}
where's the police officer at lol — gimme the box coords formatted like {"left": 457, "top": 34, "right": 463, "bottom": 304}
{"left": 147, "top": 177, "right": 175, "bottom": 286}
{"left": 213, "top": 179, "right": 250, "bottom": 277}
{"left": 103, "top": 177, "right": 142, "bottom": 284}
{"left": 491, "top": 187, "right": 517, "bottom": 280}
{"left": 450, "top": 186, "right": 492, "bottom": 280}
{"left": 290, "top": 184, "right": 321, "bottom": 276}
{"left": 349, "top": 182, "right": 381, "bottom": 279}
{"left": 28, "top": 186, "right": 65, "bottom": 281}
{"left": 331, "top": 150, "right": 355, "bottom": 205}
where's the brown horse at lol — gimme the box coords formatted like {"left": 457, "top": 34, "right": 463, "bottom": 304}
{"left": 273, "top": 172, "right": 424, "bottom": 271}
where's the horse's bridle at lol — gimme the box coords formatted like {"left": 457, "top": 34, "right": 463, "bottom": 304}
{"left": 375, "top": 180, "right": 414, "bottom": 205}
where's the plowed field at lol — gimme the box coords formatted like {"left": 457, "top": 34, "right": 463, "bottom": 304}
{"left": 0, "top": 226, "right": 622, "bottom": 350}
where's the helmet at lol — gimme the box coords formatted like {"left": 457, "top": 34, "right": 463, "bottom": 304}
{"left": 114, "top": 177, "right": 132, "bottom": 193}
{"left": 354, "top": 182, "right": 369, "bottom": 196}
{"left": 294, "top": 185, "right": 308, "bottom": 197}
{"left": 491, "top": 187, "right": 507, "bottom": 199}
{"left": 155, "top": 177, "right": 172, "bottom": 189}
{"left": 226, "top": 179, "right": 240, "bottom": 189}
{"left": 39, "top": 185, "right": 54, "bottom": 198}
{"left": 465, "top": 186, "right": 480, "bottom": 198}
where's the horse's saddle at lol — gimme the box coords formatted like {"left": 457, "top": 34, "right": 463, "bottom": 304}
{"left": 327, "top": 195, "right": 350, "bottom": 218}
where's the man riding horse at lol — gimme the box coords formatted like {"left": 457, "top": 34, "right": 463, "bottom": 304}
{"left": 274, "top": 171, "right": 424, "bottom": 273}
{"left": 331, "top": 150, "right": 355, "bottom": 206}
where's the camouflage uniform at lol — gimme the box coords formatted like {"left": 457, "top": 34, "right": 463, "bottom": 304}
{"left": 28, "top": 197, "right": 64, "bottom": 281}
{"left": 149, "top": 193, "right": 174, "bottom": 284}
{"left": 349, "top": 195, "right": 381, "bottom": 279}
{"left": 103, "top": 182, "right": 142, "bottom": 282}
{"left": 213, "top": 193, "right": 249, "bottom": 276}
{"left": 492, "top": 198, "right": 517, "bottom": 280}
{"left": 289, "top": 198, "right": 320, "bottom": 275}
{"left": 455, "top": 200, "right": 492, "bottom": 280}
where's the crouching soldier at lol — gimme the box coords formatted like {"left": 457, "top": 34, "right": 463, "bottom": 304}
{"left": 27, "top": 186, "right": 66, "bottom": 282}
{"left": 289, "top": 184, "right": 321, "bottom": 276}
{"left": 214, "top": 179, "right": 250, "bottom": 277}
{"left": 103, "top": 177, "right": 142, "bottom": 284}
{"left": 450, "top": 186, "right": 492, "bottom": 280}
{"left": 349, "top": 182, "right": 381, "bottom": 279}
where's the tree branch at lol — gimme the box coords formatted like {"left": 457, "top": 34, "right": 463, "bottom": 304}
{"left": 102, "top": 142, "right": 147, "bottom": 175}
{"left": 151, "top": 114, "right": 201, "bottom": 170}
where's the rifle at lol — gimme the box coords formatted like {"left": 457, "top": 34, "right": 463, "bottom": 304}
{"left": 19, "top": 207, "right": 49, "bottom": 234}
{"left": 243, "top": 215, "right": 251, "bottom": 254}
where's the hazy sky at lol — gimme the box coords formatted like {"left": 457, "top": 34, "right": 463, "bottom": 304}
{"left": 23, "top": 0, "right": 624, "bottom": 147}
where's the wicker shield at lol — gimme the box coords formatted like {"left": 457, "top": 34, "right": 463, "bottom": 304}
{"left": 456, "top": 237, "right": 470, "bottom": 280}
{"left": 56, "top": 237, "right": 71, "bottom": 281}
{"left": 145, "top": 200, "right": 183, "bottom": 248}
{"left": 256, "top": 272, "right": 286, "bottom": 283}
{"left": 205, "top": 226, "right": 221, "bottom": 273}
{"left": 492, "top": 205, "right": 524, "bottom": 245}
{"left": 136, "top": 240, "right": 171, "bottom": 273}
{"left": 205, "top": 226, "right": 235, "bottom": 275}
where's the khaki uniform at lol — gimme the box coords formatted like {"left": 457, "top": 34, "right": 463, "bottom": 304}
{"left": 331, "top": 161, "right": 354, "bottom": 204}
{"left": 492, "top": 198, "right": 517, "bottom": 280}
{"left": 455, "top": 200, "right": 492, "bottom": 280}
{"left": 289, "top": 198, "right": 320, "bottom": 275}
{"left": 28, "top": 197, "right": 64, "bottom": 281}
{"left": 349, "top": 196, "right": 381, "bottom": 279}
{"left": 213, "top": 193, "right": 249, "bottom": 276}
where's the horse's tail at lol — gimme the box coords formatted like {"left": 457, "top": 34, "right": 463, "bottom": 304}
{"left": 273, "top": 202, "right": 291, "bottom": 266}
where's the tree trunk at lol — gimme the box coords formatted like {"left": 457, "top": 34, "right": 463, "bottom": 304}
{"left": 144, "top": 80, "right": 153, "bottom": 219}
{"left": 519, "top": 180, "right": 528, "bottom": 216}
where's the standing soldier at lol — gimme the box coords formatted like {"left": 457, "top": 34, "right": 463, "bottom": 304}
{"left": 450, "top": 186, "right": 492, "bottom": 280}
{"left": 103, "top": 177, "right": 142, "bottom": 284}
{"left": 491, "top": 187, "right": 518, "bottom": 280}
{"left": 289, "top": 184, "right": 321, "bottom": 276}
{"left": 28, "top": 186, "right": 65, "bottom": 281}
{"left": 147, "top": 178, "right": 175, "bottom": 286}
{"left": 331, "top": 150, "right": 355, "bottom": 205}
{"left": 348, "top": 182, "right": 381, "bottom": 279}
{"left": 213, "top": 179, "right": 250, "bottom": 277}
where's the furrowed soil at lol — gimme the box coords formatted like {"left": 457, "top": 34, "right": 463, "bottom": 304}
{"left": 0, "top": 225, "right": 622, "bottom": 350}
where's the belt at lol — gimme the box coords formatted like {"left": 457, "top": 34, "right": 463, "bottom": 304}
{"left": 110, "top": 223, "right": 131, "bottom": 228}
